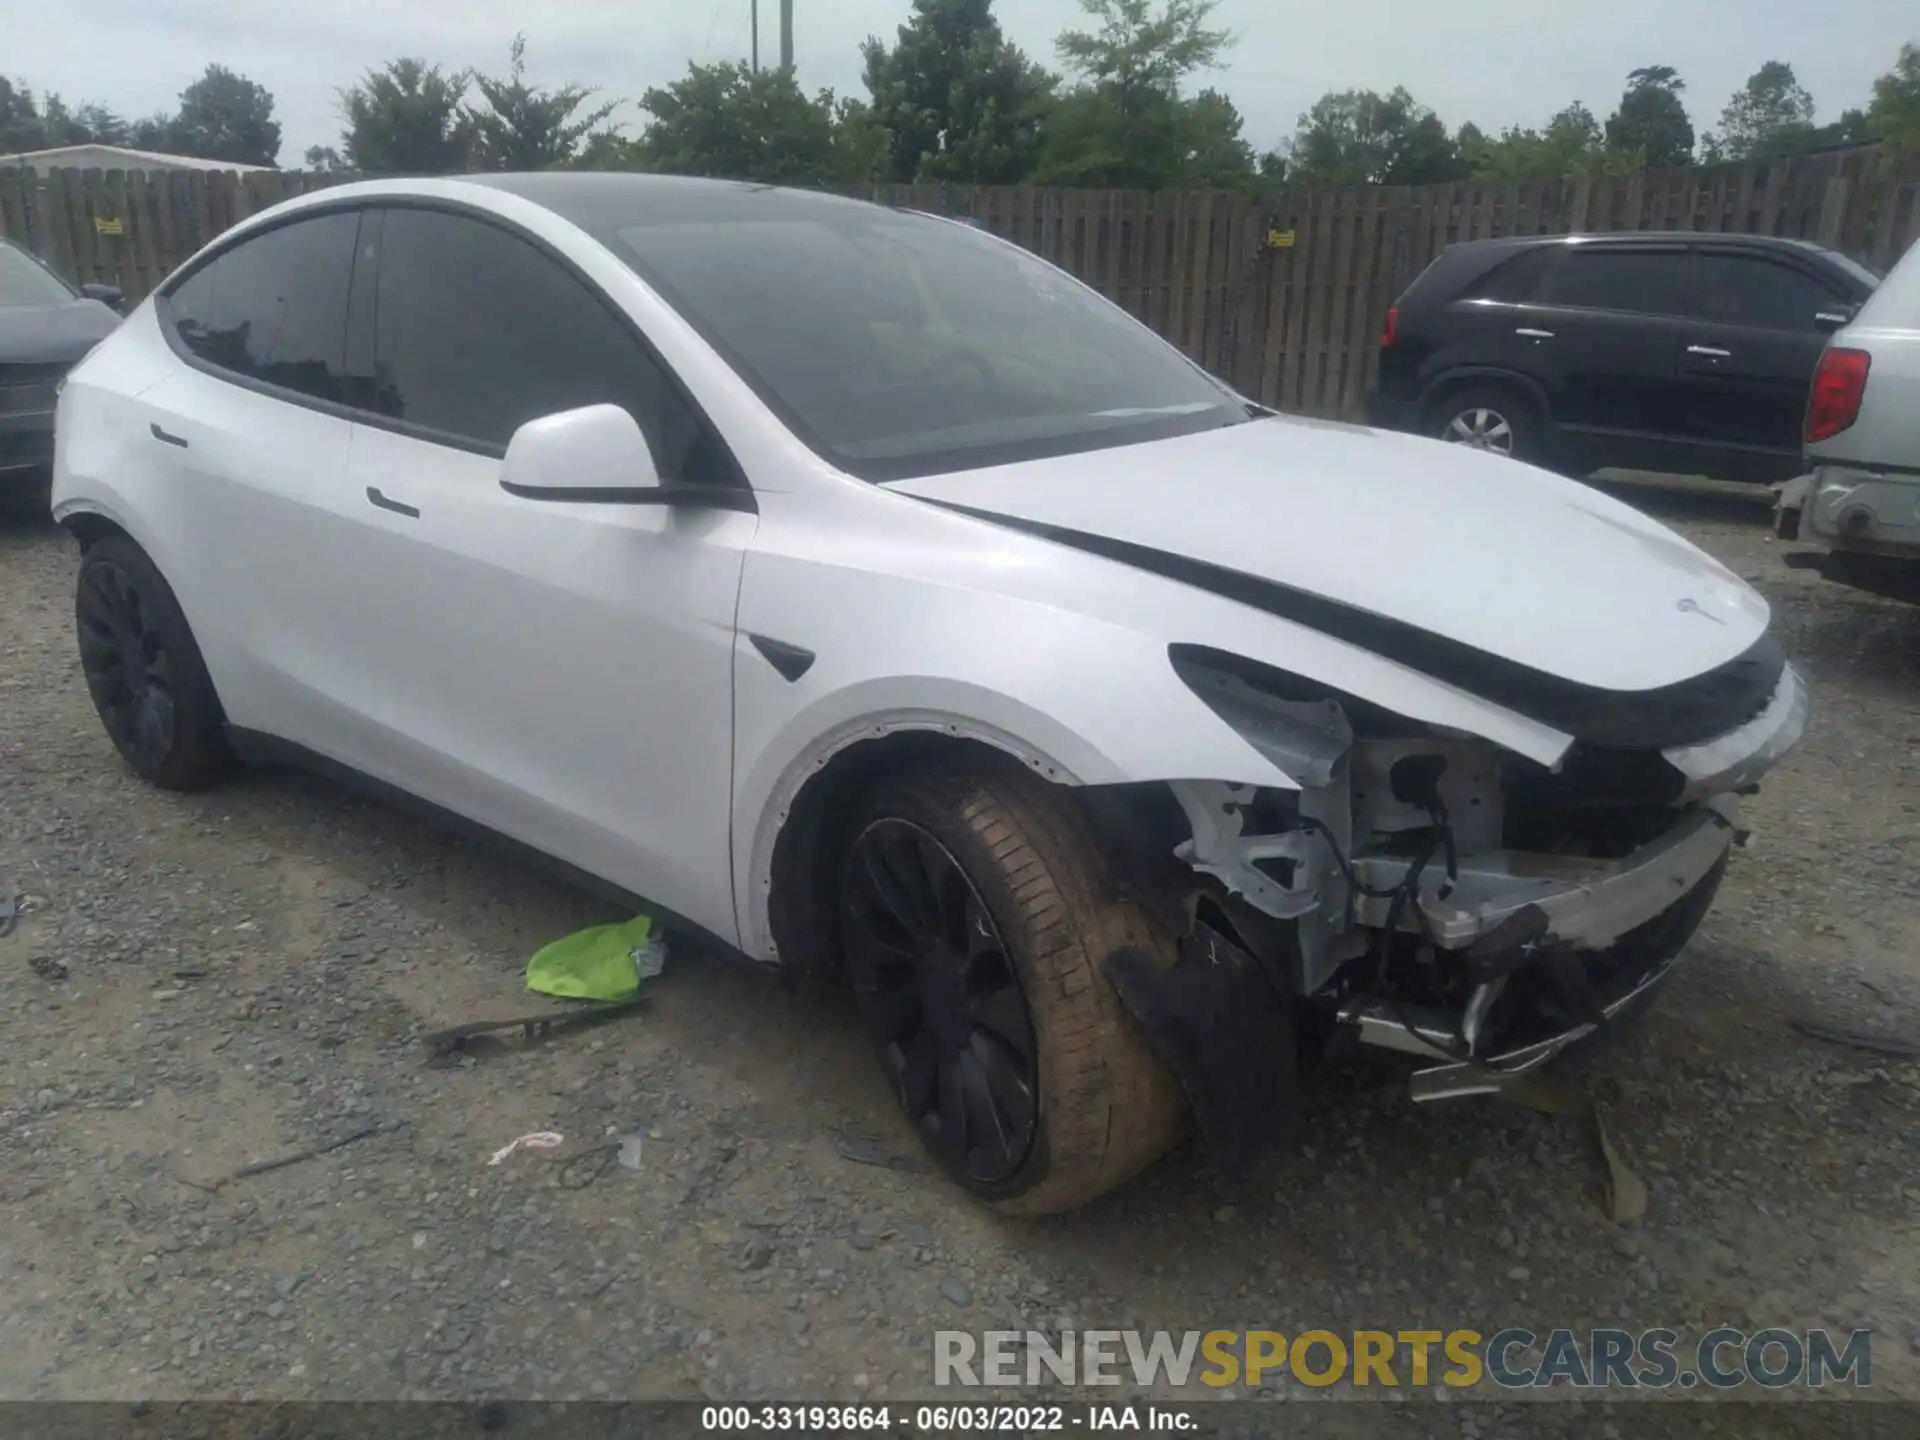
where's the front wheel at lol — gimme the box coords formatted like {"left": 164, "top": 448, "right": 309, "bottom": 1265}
{"left": 838, "top": 759, "right": 1188, "bottom": 1214}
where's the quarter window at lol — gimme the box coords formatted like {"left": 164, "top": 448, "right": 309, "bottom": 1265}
{"left": 368, "top": 207, "right": 720, "bottom": 482}
{"left": 1468, "top": 247, "right": 1555, "bottom": 303}
{"left": 1545, "top": 249, "right": 1689, "bottom": 317}
{"left": 1694, "top": 253, "right": 1842, "bottom": 330}
{"left": 164, "top": 211, "right": 360, "bottom": 403}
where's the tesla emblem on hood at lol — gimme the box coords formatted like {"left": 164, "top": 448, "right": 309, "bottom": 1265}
{"left": 1676, "top": 597, "right": 1727, "bottom": 625}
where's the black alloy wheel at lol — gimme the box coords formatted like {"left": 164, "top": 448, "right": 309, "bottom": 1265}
{"left": 840, "top": 817, "right": 1040, "bottom": 1185}
{"left": 77, "top": 555, "right": 179, "bottom": 773}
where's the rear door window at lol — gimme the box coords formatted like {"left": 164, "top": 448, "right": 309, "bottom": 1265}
{"left": 165, "top": 211, "right": 361, "bottom": 404}
{"left": 1694, "top": 253, "right": 1845, "bottom": 331}
{"left": 1544, "top": 248, "right": 1689, "bottom": 317}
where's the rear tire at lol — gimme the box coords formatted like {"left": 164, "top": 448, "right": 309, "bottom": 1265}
{"left": 75, "top": 535, "right": 231, "bottom": 790}
{"left": 1430, "top": 383, "right": 1545, "bottom": 465}
{"left": 838, "top": 758, "right": 1188, "bottom": 1214}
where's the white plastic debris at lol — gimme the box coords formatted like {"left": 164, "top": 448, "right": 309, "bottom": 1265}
{"left": 631, "top": 934, "right": 668, "bottom": 983}
{"left": 487, "top": 1130, "right": 564, "bottom": 1166}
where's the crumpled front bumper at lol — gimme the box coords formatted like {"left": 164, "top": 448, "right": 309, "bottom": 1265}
{"left": 1337, "top": 664, "right": 1807, "bottom": 1100}
{"left": 1338, "top": 797, "right": 1739, "bottom": 1099}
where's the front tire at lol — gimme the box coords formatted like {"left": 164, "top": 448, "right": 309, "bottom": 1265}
{"left": 838, "top": 758, "right": 1188, "bottom": 1214}
{"left": 75, "top": 535, "right": 231, "bottom": 789}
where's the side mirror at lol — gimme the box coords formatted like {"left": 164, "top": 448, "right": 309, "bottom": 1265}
{"left": 1813, "top": 307, "right": 1855, "bottom": 334}
{"left": 497, "top": 403, "right": 751, "bottom": 511}
{"left": 81, "top": 282, "right": 125, "bottom": 314}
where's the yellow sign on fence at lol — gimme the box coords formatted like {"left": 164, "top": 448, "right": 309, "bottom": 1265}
{"left": 1267, "top": 228, "right": 1297, "bottom": 248}
{"left": 92, "top": 216, "right": 123, "bottom": 236}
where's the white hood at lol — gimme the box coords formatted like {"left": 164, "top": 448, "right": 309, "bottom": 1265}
{"left": 891, "top": 414, "right": 1771, "bottom": 693}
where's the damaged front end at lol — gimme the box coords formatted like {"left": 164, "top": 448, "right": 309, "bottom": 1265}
{"left": 1093, "top": 642, "right": 1808, "bottom": 1170}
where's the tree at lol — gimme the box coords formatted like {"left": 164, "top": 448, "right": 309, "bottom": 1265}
{"left": 338, "top": 59, "right": 473, "bottom": 175}
{"left": 128, "top": 114, "right": 176, "bottom": 151}
{"left": 860, "top": 0, "right": 1055, "bottom": 184}
{"left": 1701, "top": 61, "right": 1815, "bottom": 161}
{"left": 1286, "top": 87, "right": 1467, "bottom": 185}
{"left": 467, "top": 34, "right": 617, "bottom": 171}
{"left": 171, "top": 64, "right": 281, "bottom": 166}
{"left": 1463, "top": 101, "right": 1627, "bottom": 180}
{"left": 0, "top": 78, "right": 46, "bottom": 152}
{"left": 1605, "top": 65, "right": 1694, "bottom": 169}
{"left": 1183, "top": 88, "right": 1257, "bottom": 186}
{"left": 829, "top": 96, "right": 892, "bottom": 185}
{"left": 1034, "top": 0, "right": 1250, "bottom": 189}
{"left": 1054, "top": 0, "right": 1231, "bottom": 96}
{"left": 303, "top": 145, "right": 347, "bottom": 171}
{"left": 1865, "top": 41, "right": 1920, "bottom": 151}
{"left": 634, "top": 61, "right": 846, "bottom": 186}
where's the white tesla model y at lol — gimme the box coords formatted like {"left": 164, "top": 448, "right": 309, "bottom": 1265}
{"left": 53, "top": 175, "right": 1806, "bottom": 1213}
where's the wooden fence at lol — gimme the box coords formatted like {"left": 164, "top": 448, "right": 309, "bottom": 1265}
{"left": 6, "top": 147, "right": 1920, "bottom": 419}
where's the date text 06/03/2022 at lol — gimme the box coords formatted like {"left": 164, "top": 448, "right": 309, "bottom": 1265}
{"left": 700, "top": 1404, "right": 1194, "bottom": 1432}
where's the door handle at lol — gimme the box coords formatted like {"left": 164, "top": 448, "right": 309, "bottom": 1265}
{"left": 366, "top": 486, "right": 420, "bottom": 518}
{"left": 149, "top": 422, "right": 188, "bottom": 448}
{"left": 1515, "top": 328, "right": 1554, "bottom": 339}
{"left": 1686, "top": 345, "right": 1732, "bottom": 359}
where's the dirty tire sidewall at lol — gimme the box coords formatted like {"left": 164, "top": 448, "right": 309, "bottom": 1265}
{"left": 75, "top": 535, "right": 231, "bottom": 791}
{"left": 844, "top": 760, "right": 1189, "bottom": 1216}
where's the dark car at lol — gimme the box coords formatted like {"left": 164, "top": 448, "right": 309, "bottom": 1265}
{"left": 1365, "top": 232, "right": 1881, "bottom": 484}
{"left": 1, "top": 238, "right": 123, "bottom": 492}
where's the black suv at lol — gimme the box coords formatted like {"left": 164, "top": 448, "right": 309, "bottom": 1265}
{"left": 1365, "top": 232, "right": 1881, "bottom": 483}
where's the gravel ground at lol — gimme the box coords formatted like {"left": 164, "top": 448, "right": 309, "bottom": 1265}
{"left": 2, "top": 474, "right": 1917, "bottom": 1424}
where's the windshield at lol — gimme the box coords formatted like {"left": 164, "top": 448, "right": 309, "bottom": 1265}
{"left": 0, "top": 241, "right": 78, "bottom": 309}
{"left": 614, "top": 212, "right": 1247, "bottom": 480}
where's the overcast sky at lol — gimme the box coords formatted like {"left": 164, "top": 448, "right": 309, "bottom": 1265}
{"left": 19, "top": 0, "right": 1920, "bottom": 164}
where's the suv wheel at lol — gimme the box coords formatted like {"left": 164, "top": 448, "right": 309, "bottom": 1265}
{"left": 1432, "top": 385, "right": 1542, "bottom": 463}
{"left": 838, "top": 758, "right": 1188, "bottom": 1214}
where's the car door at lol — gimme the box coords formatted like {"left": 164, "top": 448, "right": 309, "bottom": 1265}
{"left": 1673, "top": 247, "right": 1852, "bottom": 475}
{"left": 138, "top": 207, "right": 374, "bottom": 759}
{"left": 335, "top": 204, "right": 756, "bottom": 943}
{"left": 1524, "top": 242, "right": 1696, "bottom": 471}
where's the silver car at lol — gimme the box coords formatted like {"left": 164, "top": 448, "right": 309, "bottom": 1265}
{"left": 1779, "top": 238, "right": 1920, "bottom": 603}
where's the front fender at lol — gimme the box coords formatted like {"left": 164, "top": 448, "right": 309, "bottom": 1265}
{"left": 729, "top": 619, "right": 1300, "bottom": 962}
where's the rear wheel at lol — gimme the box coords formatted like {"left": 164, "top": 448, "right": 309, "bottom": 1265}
{"left": 838, "top": 759, "right": 1188, "bottom": 1214}
{"left": 75, "top": 535, "right": 231, "bottom": 789}
{"left": 1431, "top": 384, "right": 1544, "bottom": 465}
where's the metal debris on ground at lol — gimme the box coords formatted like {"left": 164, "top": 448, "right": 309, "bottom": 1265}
{"left": 1500, "top": 1074, "right": 1649, "bottom": 1226}
{"left": 1789, "top": 1017, "right": 1920, "bottom": 1061}
{"left": 835, "top": 1132, "right": 931, "bottom": 1173}
{"left": 487, "top": 1131, "right": 565, "bottom": 1166}
{"left": 420, "top": 997, "right": 643, "bottom": 1059}
{"left": 550, "top": 1130, "right": 646, "bottom": 1191}
{"left": 179, "top": 1120, "right": 395, "bottom": 1193}
{"left": 556, "top": 1143, "right": 620, "bottom": 1190}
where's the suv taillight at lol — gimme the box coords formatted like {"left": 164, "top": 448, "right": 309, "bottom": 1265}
{"left": 1806, "top": 347, "right": 1871, "bottom": 443}
{"left": 1380, "top": 307, "right": 1400, "bottom": 349}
